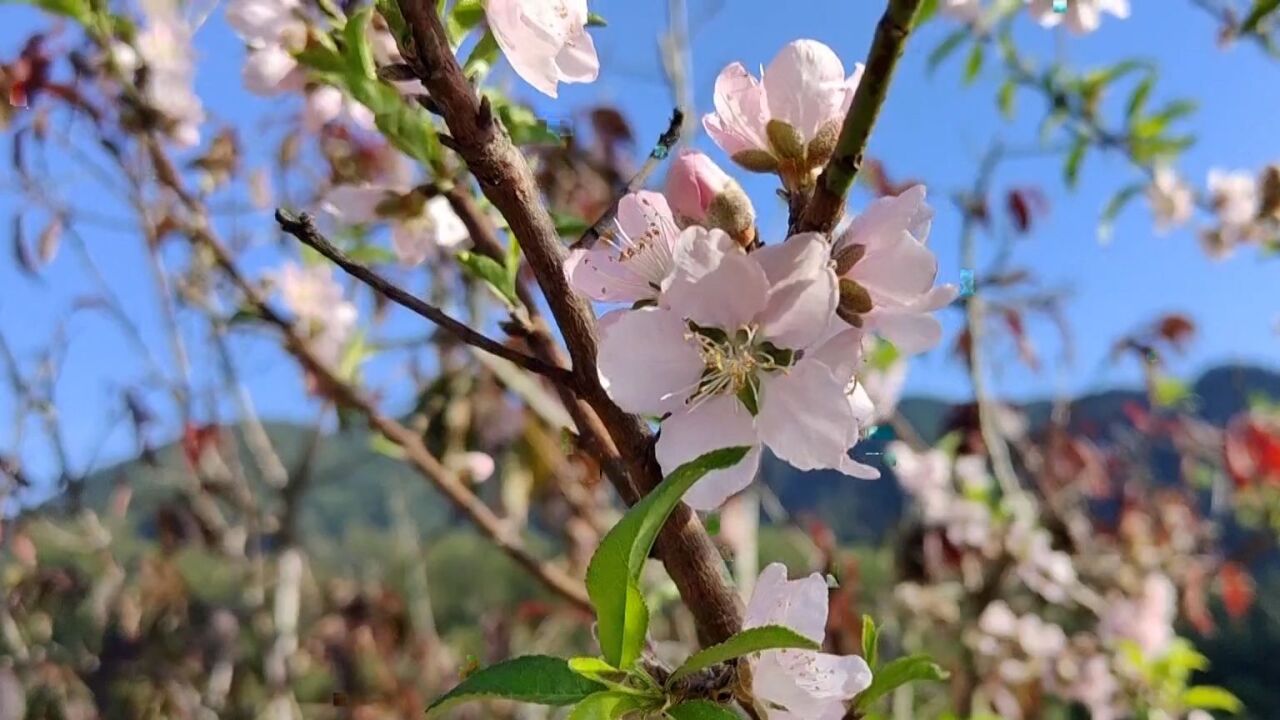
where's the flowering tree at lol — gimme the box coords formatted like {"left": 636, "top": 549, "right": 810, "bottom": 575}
{"left": 1, "top": 0, "right": 1277, "bottom": 717}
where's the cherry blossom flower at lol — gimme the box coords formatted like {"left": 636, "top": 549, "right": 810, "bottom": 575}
{"left": 1207, "top": 168, "right": 1259, "bottom": 228}
{"left": 565, "top": 191, "right": 682, "bottom": 304}
{"left": 745, "top": 563, "right": 873, "bottom": 719}
{"left": 135, "top": 0, "right": 205, "bottom": 146}
{"left": 226, "top": 0, "right": 306, "bottom": 95}
{"left": 303, "top": 86, "right": 376, "bottom": 132}
{"left": 886, "top": 440, "right": 952, "bottom": 520}
{"left": 664, "top": 150, "right": 756, "bottom": 246}
{"left": 1028, "top": 0, "right": 1130, "bottom": 34}
{"left": 831, "top": 186, "right": 958, "bottom": 353}
{"left": 1147, "top": 166, "right": 1194, "bottom": 232}
{"left": 486, "top": 0, "right": 599, "bottom": 98}
{"left": 275, "top": 262, "right": 357, "bottom": 366}
{"left": 703, "top": 39, "right": 862, "bottom": 185}
{"left": 598, "top": 231, "right": 876, "bottom": 510}
{"left": 322, "top": 185, "right": 470, "bottom": 266}
{"left": 1101, "top": 573, "right": 1176, "bottom": 658}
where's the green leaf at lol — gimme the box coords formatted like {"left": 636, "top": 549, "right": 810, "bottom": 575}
{"left": 927, "top": 29, "right": 968, "bottom": 74}
{"left": 667, "top": 625, "right": 819, "bottom": 685}
{"left": 1097, "top": 182, "right": 1145, "bottom": 242}
{"left": 666, "top": 700, "right": 741, "bottom": 719}
{"left": 568, "top": 691, "right": 654, "bottom": 720}
{"left": 586, "top": 11, "right": 607, "bottom": 26}
{"left": 427, "top": 656, "right": 608, "bottom": 716}
{"left": 1242, "top": 0, "right": 1280, "bottom": 34}
{"left": 344, "top": 244, "right": 398, "bottom": 265}
{"left": 373, "top": 0, "right": 410, "bottom": 48}
{"left": 861, "top": 615, "right": 880, "bottom": 670}
{"left": 586, "top": 446, "right": 751, "bottom": 669}
{"left": 504, "top": 235, "right": 522, "bottom": 291}
{"left": 997, "top": 79, "right": 1016, "bottom": 119}
{"left": 452, "top": 0, "right": 486, "bottom": 29}
{"left": 1064, "top": 137, "right": 1087, "bottom": 189}
{"left": 1153, "top": 375, "right": 1192, "bottom": 408}
{"left": 463, "top": 30, "right": 501, "bottom": 76}
{"left": 342, "top": 8, "right": 377, "bottom": 79}
{"left": 1182, "top": 685, "right": 1244, "bottom": 713}
{"left": 854, "top": 655, "right": 949, "bottom": 711}
{"left": 457, "top": 250, "right": 518, "bottom": 306}
{"left": 962, "top": 43, "right": 985, "bottom": 85}
{"left": 552, "top": 211, "right": 591, "bottom": 237}
{"left": 489, "top": 93, "right": 564, "bottom": 146}
{"left": 10, "top": 0, "right": 92, "bottom": 23}
{"left": 567, "top": 657, "right": 631, "bottom": 689}
{"left": 1126, "top": 76, "right": 1154, "bottom": 123}
{"left": 913, "top": 0, "right": 939, "bottom": 27}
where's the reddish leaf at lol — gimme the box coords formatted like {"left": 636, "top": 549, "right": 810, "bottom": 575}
{"left": 1220, "top": 562, "right": 1256, "bottom": 620}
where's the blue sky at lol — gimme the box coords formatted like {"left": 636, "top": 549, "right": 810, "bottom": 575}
{"left": 1, "top": 0, "right": 1278, "bottom": 491}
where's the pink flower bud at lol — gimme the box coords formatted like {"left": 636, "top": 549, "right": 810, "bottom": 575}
{"left": 665, "top": 150, "right": 732, "bottom": 222}
{"left": 664, "top": 150, "right": 756, "bottom": 246}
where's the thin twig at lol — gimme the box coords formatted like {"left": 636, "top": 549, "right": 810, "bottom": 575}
{"left": 139, "top": 137, "right": 593, "bottom": 613}
{"left": 797, "top": 0, "right": 924, "bottom": 235}
{"left": 274, "top": 209, "right": 577, "bottom": 388}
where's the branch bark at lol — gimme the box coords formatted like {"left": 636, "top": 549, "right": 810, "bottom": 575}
{"left": 274, "top": 208, "right": 576, "bottom": 388}
{"left": 795, "top": 0, "right": 924, "bottom": 235}
{"left": 396, "top": 0, "right": 745, "bottom": 646}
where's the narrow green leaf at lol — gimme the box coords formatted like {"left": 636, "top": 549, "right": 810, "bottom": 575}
{"left": 463, "top": 30, "right": 501, "bottom": 76}
{"left": 586, "top": 446, "right": 751, "bottom": 669}
{"left": 568, "top": 691, "right": 654, "bottom": 719}
{"left": 962, "top": 43, "right": 985, "bottom": 85}
{"left": 997, "top": 80, "right": 1016, "bottom": 119}
{"left": 373, "top": 0, "right": 409, "bottom": 47}
{"left": 504, "top": 235, "right": 522, "bottom": 291}
{"left": 457, "top": 250, "right": 518, "bottom": 306}
{"left": 567, "top": 657, "right": 631, "bottom": 690}
{"left": 342, "top": 8, "right": 376, "bottom": 79}
{"left": 1242, "top": 0, "right": 1280, "bottom": 34}
{"left": 861, "top": 615, "right": 880, "bottom": 670}
{"left": 586, "top": 11, "right": 608, "bottom": 26}
{"left": 1182, "top": 685, "right": 1243, "bottom": 713}
{"left": 927, "top": 29, "right": 968, "bottom": 74}
{"left": 427, "top": 656, "right": 607, "bottom": 716}
{"left": 451, "top": 0, "right": 486, "bottom": 29}
{"left": 1064, "top": 137, "right": 1087, "bottom": 189}
{"left": 1126, "top": 76, "right": 1154, "bottom": 123}
{"left": 666, "top": 700, "right": 742, "bottom": 719}
{"left": 854, "top": 655, "right": 949, "bottom": 711}
{"left": 913, "top": 0, "right": 939, "bottom": 27}
{"left": 668, "top": 625, "right": 819, "bottom": 685}
{"left": 1097, "top": 183, "right": 1145, "bottom": 242}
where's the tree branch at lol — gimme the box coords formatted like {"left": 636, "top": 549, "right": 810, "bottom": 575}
{"left": 796, "top": 0, "right": 924, "bottom": 235}
{"left": 396, "top": 0, "right": 746, "bottom": 646}
{"left": 274, "top": 208, "right": 576, "bottom": 388}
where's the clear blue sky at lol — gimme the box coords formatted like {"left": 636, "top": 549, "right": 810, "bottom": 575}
{"left": 1, "top": 0, "right": 1277, "bottom": 492}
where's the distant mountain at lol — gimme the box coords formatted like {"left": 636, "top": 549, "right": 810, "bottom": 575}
{"left": 762, "top": 364, "right": 1280, "bottom": 543}
{"left": 63, "top": 365, "right": 1280, "bottom": 550}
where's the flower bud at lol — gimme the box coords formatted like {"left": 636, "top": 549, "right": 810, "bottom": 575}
{"left": 665, "top": 149, "right": 757, "bottom": 247}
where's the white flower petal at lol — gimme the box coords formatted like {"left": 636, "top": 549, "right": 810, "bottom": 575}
{"left": 598, "top": 307, "right": 703, "bottom": 415}
{"left": 757, "top": 359, "right": 861, "bottom": 474}
{"left": 656, "top": 396, "right": 761, "bottom": 510}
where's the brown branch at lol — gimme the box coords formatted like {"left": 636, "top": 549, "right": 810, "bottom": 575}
{"left": 274, "top": 208, "right": 576, "bottom": 388}
{"left": 142, "top": 137, "right": 592, "bottom": 614}
{"left": 796, "top": 0, "right": 924, "bottom": 235}
{"left": 396, "top": 0, "right": 746, "bottom": 646}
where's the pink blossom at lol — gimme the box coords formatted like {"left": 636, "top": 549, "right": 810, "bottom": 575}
{"left": 664, "top": 150, "right": 756, "bottom": 245}
{"left": 275, "top": 262, "right": 357, "bottom": 366}
{"left": 1101, "top": 573, "right": 1177, "bottom": 659}
{"left": 941, "top": 0, "right": 984, "bottom": 23}
{"left": 598, "top": 232, "right": 876, "bottom": 510}
{"left": 1147, "top": 166, "right": 1194, "bottom": 232}
{"left": 703, "top": 39, "right": 862, "bottom": 172}
{"left": 226, "top": 0, "right": 304, "bottom": 47}
{"left": 243, "top": 44, "right": 304, "bottom": 95}
{"left": 136, "top": 0, "right": 205, "bottom": 146}
{"left": 303, "top": 86, "right": 376, "bottom": 132}
{"left": 1028, "top": 0, "right": 1130, "bottom": 34}
{"left": 321, "top": 186, "right": 470, "bottom": 266}
{"left": 745, "top": 563, "right": 873, "bottom": 719}
{"left": 565, "top": 191, "right": 682, "bottom": 304}
{"left": 486, "top": 0, "right": 599, "bottom": 98}
{"left": 1207, "top": 168, "right": 1259, "bottom": 228}
{"left": 832, "top": 185, "right": 958, "bottom": 353}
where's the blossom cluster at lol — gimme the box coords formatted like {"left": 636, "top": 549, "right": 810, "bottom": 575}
{"left": 1146, "top": 163, "right": 1280, "bottom": 259}
{"left": 564, "top": 41, "right": 955, "bottom": 511}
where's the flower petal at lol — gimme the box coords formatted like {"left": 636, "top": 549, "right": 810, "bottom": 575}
{"left": 762, "top": 39, "right": 848, "bottom": 141}
{"left": 665, "top": 241, "right": 769, "bottom": 331}
{"left": 598, "top": 307, "right": 703, "bottom": 415}
{"left": 656, "top": 396, "right": 761, "bottom": 510}
{"left": 703, "top": 62, "right": 769, "bottom": 155}
{"left": 757, "top": 359, "right": 860, "bottom": 473}
{"left": 754, "top": 234, "right": 838, "bottom": 349}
